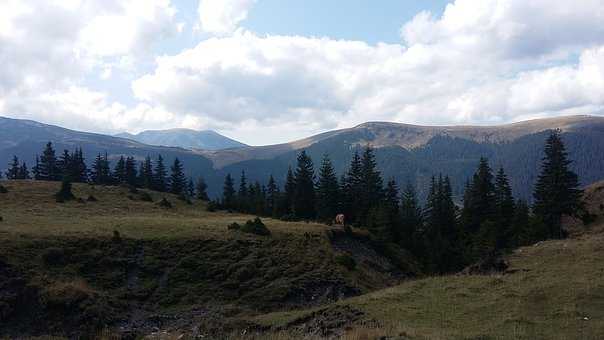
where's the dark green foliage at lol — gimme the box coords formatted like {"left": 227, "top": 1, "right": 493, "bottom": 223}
{"left": 187, "top": 178, "right": 195, "bottom": 199}
{"left": 91, "top": 153, "right": 111, "bottom": 185}
{"left": 139, "top": 191, "right": 153, "bottom": 202}
{"left": 222, "top": 174, "right": 236, "bottom": 209}
{"left": 125, "top": 157, "right": 137, "bottom": 187}
{"left": 18, "top": 162, "right": 30, "bottom": 180}
{"left": 112, "top": 230, "right": 121, "bottom": 243}
{"left": 266, "top": 175, "right": 279, "bottom": 216}
{"left": 359, "top": 147, "right": 384, "bottom": 226}
{"left": 5, "top": 155, "right": 20, "bottom": 179}
{"left": 154, "top": 155, "right": 168, "bottom": 192}
{"left": 140, "top": 156, "right": 154, "bottom": 189}
{"left": 238, "top": 170, "right": 248, "bottom": 209}
{"left": 293, "top": 151, "right": 316, "bottom": 220}
{"left": 0, "top": 185, "right": 7, "bottom": 193}
{"left": 113, "top": 156, "right": 126, "bottom": 184}
{"left": 315, "top": 154, "right": 340, "bottom": 222}
{"left": 38, "top": 142, "right": 60, "bottom": 181}
{"left": 86, "top": 194, "right": 98, "bottom": 202}
{"left": 55, "top": 177, "right": 75, "bottom": 202}
{"left": 158, "top": 197, "right": 172, "bottom": 208}
{"left": 533, "top": 130, "right": 583, "bottom": 239}
{"left": 196, "top": 177, "right": 209, "bottom": 201}
{"left": 206, "top": 200, "right": 219, "bottom": 212}
{"left": 494, "top": 167, "right": 515, "bottom": 248}
{"left": 169, "top": 158, "right": 186, "bottom": 195}
{"left": 335, "top": 253, "right": 356, "bottom": 270}
{"left": 232, "top": 217, "right": 271, "bottom": 236}
{"left": 342, "top": 151, "right": 363, "bottom": 223}
{"left": 400, "top": 182, "right": 422, "bottom": 252}
{"left": 282, "top": 167, "right": 296, "bottom": 215}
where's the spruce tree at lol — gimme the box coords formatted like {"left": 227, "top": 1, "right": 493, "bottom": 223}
{"left": 73, "top": 148, "right": 88, "bottom": 182}
{"left": 125, "top": 157, "right": 138, "bottom": 187}
{"left": 187, "top": 178, "right": 195, "bottom": 199}
{"left": 222, "top": 173, "right": 236, "bottom": 209}
{"left": 113, "top": 156, "right": 126, "bottom": 184}
{"left": 57, "top": 150, "right": 71, "bottom": 179}
{"left": 359, "top": 146, "right": 384, "bottom": 226}
{"left": 169, "top": 158, "right": 186, "bottom": 195}
{"left": 510, "top": 199, "right": 530, "bottom": 247}
{"left": 154, "top": 155, "right": 168, "bottom": 192}
{"left": 533, "top": 130, "right": 583, "bottom": 239}
{"left": 315, "top": 154, "right": 340, "bottom": 222}
{"left": 494, "top": 167, "right": 515, "bottom": 248}
{"left": 400, "top": 182, "right": 423, "bottom": 252}
{"left": 39, "top": 142, "right": 59, "bottom": 181}
{"left": 238, "top": 170, "right": 248, "bottom": 211}
{"left": 196, "top": 177, "right": 209, "bottom": 201}
{"left": 91, "top": 153, "right": 111, "bottom": 185}
{"left": 266, "top": 175, "right": 279, "bottom": 216}
{"left": 283, "top": 167, "right": 296, "bottom": 215}
{"left": 32, "top": 155, "right": 41, "bottom": 180}
{"left": 342, "top": 151, "right": 363, "bottom": 224}
{"left": 18, "top": 162, "right": 30, "bottom": 179}
{"left": 6, "top": 156, "right": 20, "bottom": 179}
{"left": 141, "top": 156, "right": 154, "bottom": 189}
{"left": 293, "top": 150, "right": 316, "bottom": 220}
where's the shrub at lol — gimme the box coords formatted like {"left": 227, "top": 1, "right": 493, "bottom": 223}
{"left": 42, "top": 247, "right": 66, "bottom": 265}
{"left": 139, "top": 191, "right": 153, "bottom": 202}
{"left": 227, "top": 222, "right": 241, "bottom": 230}
{"left": 86, "top": 194, "right": 98, "bottom": 202}
{"left": 0, "top": 216, "right": 3, "bottom": 222}
{"left": 158, "top": 197, "right": 172, "bottom": 208}
{"left": 335, "top": 253, "right": 356, "bottom": 270}
{"left": 55, "top": 178, "right": 75, "bottom": 202}
{"left": 241, "top": 217, "right": 271, "bottom": 236}
{"left": 128, "top": 185, "right": 139, "bottom": 194}
{"left": 0, "top": 184, "right": 7, "bottom": 193}
{"left": 207, "top": 200, "right": 219, "bottom": 212}
{"left": 112, "top": 230, "right": 122, "bottom": 243}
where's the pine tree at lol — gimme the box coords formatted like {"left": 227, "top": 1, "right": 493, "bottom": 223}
{"left": 400, "top": 182, "right": 423, "bottom": 252}
{"left": 187, "top": 178, "right": 195, "bottom": 199}
{"left": 238, "top": 170, "right": 248, "bottom": 211}
{"left": 69, "top": 148, "right": 87, "bottom": 182}
{"left": 342, "top": 151, "right": 363, "bottom": 224}
{"left": 39, "top": 142, "right": 59, "bottom": 181}
{"left": 494, "top": 167, "right": 515, "bottom": 248}
{"left": 57, "top": 150, "right": 71, "bottom": 179}
{"left": 169, "top": 158, "right": 186, "bottom": 195}
{"left": 125, "top": 157, "right": 138, "bottom": 187}
{"left": 359, "top": 146, "right": 384, "bottom": 226}
{"left": 196, "top": 177, "right": 209, "bottom": 201}
{"left": 141, "top": 156, "right": 154, "bottom": 189}
{"left": 533, "top": 130, "right": 583, "bottom": 239}
{"left": 266, "top": 175, "right": 279, "bottom": 216}
{"left": 380, "top": 178, "right": 401, "bottom": 240}
{"left": 510, "top": 199, "right": 530, "bottom": 247}
{"left": 315, "top": 154, "right": 340, "bottom": 222}
{"left": 293, "top": 150, "right": 316, "bottom": 220}
{"left": 91, "top": 153, "right": 111, "bottom": 185}
{"left": 283, "top": 167, "right": 296, "bottom": 215}
{"left": 463, "top": 157, "right": 496, "bottom": 234}
{"left": 18, "top": 162, "right": 30, "bottom": 179}
{"left": 154, "top": 155, "right": 168, "bottom": 192}
{"left": 6, "top": 156, "right": 20, "bottom": 179}
{"left": 113, "top": 156, "right": 126, "bottom": 183}
{"left": 222, "top": 173, "right": 236, "bottom": 209}
{"left": 32, "top": 155, "right": 41, "bottom": 180}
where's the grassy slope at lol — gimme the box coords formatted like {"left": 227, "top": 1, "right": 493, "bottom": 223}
{"left": 0, "top": 180, "right": 409, "bottom": 338}
{"left": 253, "top": 185, "right": 604, "bottom": 340}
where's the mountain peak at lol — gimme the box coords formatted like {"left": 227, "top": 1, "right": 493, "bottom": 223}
{"left": 116, "top": 128, "right": 247, "bottom": 150}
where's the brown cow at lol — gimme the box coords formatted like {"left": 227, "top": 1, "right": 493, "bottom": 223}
{"left": 334, "top": 213, "right": 345, "bottom": 226}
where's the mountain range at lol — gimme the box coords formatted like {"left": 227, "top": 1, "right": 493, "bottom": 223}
{"left": 1, "top": 115, "right": 604, "bottom": 200}
{"left": 116, "top": 129, "right": 247, "bottom": 150}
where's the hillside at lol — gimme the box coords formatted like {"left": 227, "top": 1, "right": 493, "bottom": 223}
{"left": 0, "top": 180, "right": 416, "bottom": 339}
{"left": 116, "top": 129, "right": 247, "bottom": 150}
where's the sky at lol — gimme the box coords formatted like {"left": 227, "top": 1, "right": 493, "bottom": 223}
{"left": 1, "top": 0, "right": 604, "bottom": 146}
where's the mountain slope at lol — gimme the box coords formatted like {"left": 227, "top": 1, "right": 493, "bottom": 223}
{"left": 116, "top": 128, "right": 247, "bottom": 150}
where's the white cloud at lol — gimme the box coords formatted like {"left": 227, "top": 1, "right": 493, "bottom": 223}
{"left": 2, "top": 0, "right": 604, "bottom": 145}
{"left": 198, "top": 0, "right": 256, "bottom": 35}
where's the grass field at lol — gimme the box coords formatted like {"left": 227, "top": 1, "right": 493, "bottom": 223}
{"left": 2, "top": 180, "right": 604, "bottom": 339}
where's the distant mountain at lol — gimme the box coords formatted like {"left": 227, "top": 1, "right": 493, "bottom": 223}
{"left": 116, "top": 129, "right": 246, "bottom": 150}
{"left": 2, "top": 115, "right": 604, "bottom": 200}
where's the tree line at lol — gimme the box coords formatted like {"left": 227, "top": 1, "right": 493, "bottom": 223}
{"left": 1, "top": 142, "right": 209, "bottom": 200}
{"left": 215, "top": 130, "right": 584, "bottom": 273}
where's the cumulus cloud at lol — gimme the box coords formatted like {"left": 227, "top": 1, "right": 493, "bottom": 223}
{"left": 198, "top": 0, "right": 256, "bottom": 35}
{"left": 2, "top": 0, "right": 604, "bottom": 145}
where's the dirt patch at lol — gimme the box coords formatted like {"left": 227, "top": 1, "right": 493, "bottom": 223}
{"left": 281, "top": 305, "right": 370, "bottom": 338}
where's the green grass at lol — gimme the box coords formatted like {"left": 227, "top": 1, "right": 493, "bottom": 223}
{"left": 253, "top": 224, "right": 604, "bottom": 339}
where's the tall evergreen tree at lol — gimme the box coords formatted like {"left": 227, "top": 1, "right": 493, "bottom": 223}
{"left": 38, "top": 142, "right": 59, "bottom": 181}
{"left": 196, "top": 177, "right": 209, "bottom": 201}
{"left": 342, "top": 151, "right": 363, "bottom": 224}
{"left": 71, "top": 148, "right": 88, "bottom": 182}
{"left": 222, "top": 173, "right": 236, "bottom": 209}
{"left": 141, "top": 156, "right": 154, "bottom": 189}
{"left": 169, "top": 157, "right": 186, "bottom": 195}
{"left": 57, "top": 150, "right": 71, "bottom": 179}
{"left": 18, "top": 162, "right": 30, "bottom": 179}
{"left": 154, "top": 155, "right": 168, "bottom": 192}
{"left": 91, "top": 153, "right": 111, "bottom": 185}
{"left": 32, "top": 155, "right": 41, "bottom": 180}
{"left": 293, "top": 150, "right": 316, "bottom": 220}
{"left": 283, "top": 167, "right": 296, "bottom": 215}
{"left": 238, "top": 170, "right": 248, "bottom": 211}
{"left": 187, "top": 178, "right": 195, "bottom": 199}
{"left": 6, "top": 156, "right": 20, "bottom": 179}
{"left": 358, "top": 146, "right": 384, "bottom": 226}
{"left": 494, "top": 167, "right": 515, "bottom": 248}
{"left": 125, "top": 156, "right": 138, "bottom": 186}
{"left": 400, "top": 182, "right": 423, "bottom": 252}
{"left": 462, "top": 157, "right": 496, "bottom": 234}
{"left": 113, "top": 156, "right": 127, "bottom": 183}
{"left": 533, "top": 130, "right": 583, "bottom": 239}
{"left": 315, "top": 154, "right": 340, "bottom": 222}
{"left": 266, "top": 175, "right": 279, "bottom": 216}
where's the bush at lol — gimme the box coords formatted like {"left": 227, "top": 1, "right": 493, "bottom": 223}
{"left": 335, "top": 253, "right": 356, "bottom": 270}
{"left": 112, "top": 230, "right": 122, "bottom": 243}
{"left": 0, "top": 184, "right": 7, "bottom": 193}
{"left": 128, "top": 185, "right": 139, "bottom": 194}
{"left": 139, "top": 191, "right": 153, "bottom": 202}
{"left": 228, "top": 218, "right": 271, "bottom": 236}
{"left": 158, "top": 197, "right": 172, "bottom": 208}
{"left": 42, "top": 247, "right": 66, "bottom": 265}
{"left": 86, "top": 194, "right": 98, "bottom": 202}
{"left": 55, "top": 178, "right": 75, "bottom": 202}
{"left": 207, "top": 200, "right": 219, "bottom": 212}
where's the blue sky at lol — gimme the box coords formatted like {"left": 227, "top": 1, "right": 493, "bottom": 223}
{"left": 1, "top": 0, "right": 604, "bottom": 145}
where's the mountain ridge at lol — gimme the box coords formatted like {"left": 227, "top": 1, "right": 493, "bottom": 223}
{"left": 115, "top": 128, "right": 247, "bottom": 151}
